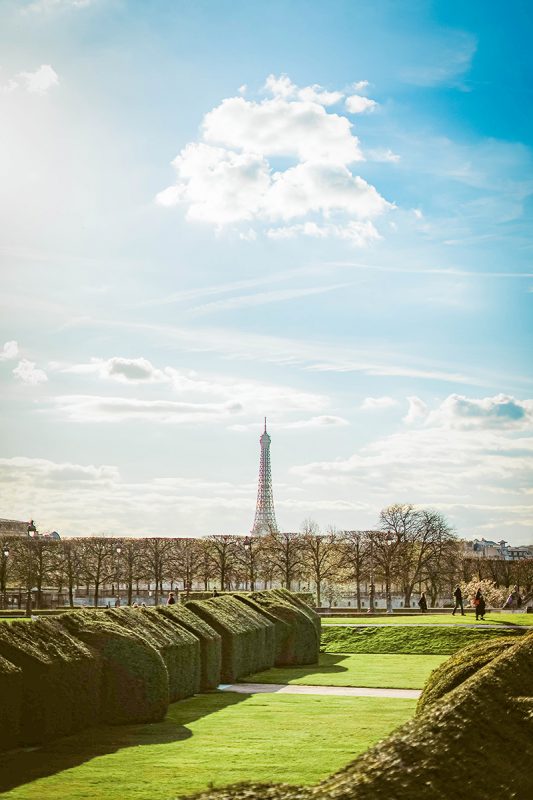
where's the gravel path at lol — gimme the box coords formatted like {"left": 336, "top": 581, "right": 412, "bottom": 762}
{"left": 218, "top": 683, "right": 421, "bottom": 699}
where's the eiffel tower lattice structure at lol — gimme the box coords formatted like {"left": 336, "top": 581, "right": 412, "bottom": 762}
{"left": 251, "top": 418, "right": 279, "bottom": 535}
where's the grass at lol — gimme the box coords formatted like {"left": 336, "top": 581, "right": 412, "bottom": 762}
{"left": 320, "top": 613, "right": 533, "bottom": 625}
{"left": 321, "top": 623, "right": 526, "bottom": 655}
{"left": 0, "top": 691, "right": 416, "bottom": 800}
{"left": 244, "top": 652, "right": 447, "bottom": 689}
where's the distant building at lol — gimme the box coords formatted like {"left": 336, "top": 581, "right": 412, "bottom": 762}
{"left": 465, "top": 538, "right": 533, "bottom": 560}
{"left": 0, "top": 518, "right": 37, "bottom": 537}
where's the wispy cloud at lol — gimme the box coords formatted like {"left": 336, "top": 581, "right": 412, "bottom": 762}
{"left": 189, "top": 283, "right": 352, "bottom": 316}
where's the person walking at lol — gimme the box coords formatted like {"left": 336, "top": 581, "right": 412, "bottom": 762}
{"left": 418, "top": 592, "right": 428, "bottom": 613}
{"left": 475, "top": 588, "right": 486, "bottom": 621}
{"left": 166, "top": 591, "right": 176, "bottom": 605}
{"left": 452, "top": 585, "right": 465, "bottom": 616}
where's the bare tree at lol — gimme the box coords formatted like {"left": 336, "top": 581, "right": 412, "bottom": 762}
{"left": 341, "top": 531, "right": 370, "bottom": 610}
{"left": 58, "top": 538, "right": 84, "bottom": 607}
{"left": 379, "top": 504, "right": 455, "bottom": 606}
{"left": 264, "top": 531, "right": 305, "bottom": 590}
{"left": 234, "top": 535, "right": 266, "bottom": 591}
{"left": 117, "top": 539, "right": 145, "bottom": 605}
{"left": 206, "top": 535, "right": 238, "bottom": 590}
{"left": 300, "top": 520, "right": 342, "bottom": 606}
{"left": 171, "top": 538, "right": 204, "bottom": 595}
{"left": 141, "top": 538, "right": 174, "bottom": 605}
{"left": 80, "top": 537, "right": 117, "bottom": 607}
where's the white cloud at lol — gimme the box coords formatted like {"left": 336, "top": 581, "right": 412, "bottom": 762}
{"left": 52, "top": 355, "right": 330, "bottom": 421}
{"left": 13, "top": 359, "right": 48, "bottom": 385}
{"left": 63, "top": 356, "right": 166, "bottom": 384}
{"left": 0, "top": 341, "right": 19, "bottom": 361}
{"left": 264, "top": 74, "right": 344, "bottom": 106}
{"left": 189, "top": 283, "right": 352, "bottom": 315}
{"left": 229, "top": 415, "right": 348, "bottom": 432}
{"left": 429, "top": 393, "right": 533, "bottom": 430}
{"left": 291, "top": 397, "right": 533, "bottom": 537}
{"left": 157, "top": 74, "right": 392, "bottom": 243}
{"left": 48, "top": 395, "right": 243, "bottom": 424}
{"left": 367, "top": 148, "right": 401, "bottom": 163}
{"left": 352, "top": 80, "right": 369, "bottom": 92}
{"left": 16, "top": 65, "right": 59, "bottom": 95}
{"left": 404, "top": 395, "right": 428, "bottom": 424}
{"left": 267, "top": 220, "right": 380, "bottom": 247}
{"left": 360, "top": 396, "right": 397, "bottom": 410}
{"left": 203, "top": 95, "right": 362, "bottom": 164}
{"left": 345, "top": 95, "right": 377, "bottom": 114}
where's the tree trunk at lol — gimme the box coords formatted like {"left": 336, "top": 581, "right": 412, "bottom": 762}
{"left": 316, "top": 581, "right": 321, "bottom": 606}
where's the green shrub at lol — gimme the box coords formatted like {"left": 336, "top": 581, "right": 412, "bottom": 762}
{"left": 0, "top": 618, "right": 101, "bottom": 746}
{"left": 320, "top": 623, "right": 525, "bottom": 655}
{"left": 103, "top": 608, "right": 200, "bottom": 701}
{"left": 237, "top": 591, "right": 319, "bottom": 665}
{"left": 186, "top": 596, "right": 275, "bottom": 682}
{"left": 59, "top": 611, "right": 168, "bottom": 724}
{"left": 417, "top": 636, "right": 519, "bottom": 713}
{"left": 0, "top": 653, "right": 22, "bottom": 751}
{"left": 155, "top": 605, "right": 222, "bottom": 691}
{"left": 272, "top": 589, "right": 321, "bottom": 640}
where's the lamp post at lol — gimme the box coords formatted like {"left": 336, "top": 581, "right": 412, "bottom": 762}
{"left": 115, "top": 546, "right": 122, "bottom": 607}
{"left": 244, "top": 536, "right": 255, "bottom": 591}
{"left": 1, "top": 548, "right": 9, "bottom": 609}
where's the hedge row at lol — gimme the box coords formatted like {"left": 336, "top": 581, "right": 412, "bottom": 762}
{"left": 186, "top": 631, "right": 533, "bottom": 800}
{"left": 416, "top": 635, "right": 520, "bottom": 713}
{"left": 186, "top": 596, "right": 277, "bottom": 682}
{"left": 155, "top": 604, "right": 222, "bottom": 690}
{"left": 0, "top": 617, "right": 101, "bottom": 746}
{"left": 0, "top": 589, "right": 317, "bottom": 751}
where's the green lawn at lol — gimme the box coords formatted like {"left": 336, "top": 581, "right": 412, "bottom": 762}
{"left": 0, "top": 691, "right": 416, "bottom": 800}
{"left": 320, "top": 613, "right": 533, "bottom": 626}
{"left": 321, "top": 624, "right": 527, "bottom": 655}
{"left": 245, "top": 652, "right": 447, "bottom": 689}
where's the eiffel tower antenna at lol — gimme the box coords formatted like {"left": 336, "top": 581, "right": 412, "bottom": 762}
{"left": 251, "top": 419, "right": 279, "bottom": 535}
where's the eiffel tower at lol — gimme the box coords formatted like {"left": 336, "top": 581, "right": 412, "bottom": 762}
{"left": 251, "top": 418, "right": 279, "bottom": 535}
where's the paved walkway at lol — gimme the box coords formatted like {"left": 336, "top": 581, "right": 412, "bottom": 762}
{"left": 324, "top": 622, "right": 531, "bottom": 629}
{"left": 218, "top": 682, "right": 421, "bottom": 699}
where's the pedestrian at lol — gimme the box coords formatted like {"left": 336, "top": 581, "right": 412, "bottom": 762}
{"left": 418, "top": 592, "right": 428, "bottom": 613}
{"left": 212, "top": 588, "right": 219, "bottom": 597}
{"left": 167, "top": 591, "right": 176, "bottom": 605}
{"left": 475, "top": 588, "right": 486, "bottom": 621}
{"left": 452, "top": 585, "right": 465, "bottom": 616}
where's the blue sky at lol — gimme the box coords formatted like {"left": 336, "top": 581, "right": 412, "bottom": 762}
{"left": 0, "top": 0, "right": 532, "bottom": 543}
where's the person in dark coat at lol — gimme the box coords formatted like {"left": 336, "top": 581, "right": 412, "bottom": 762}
{"left": 475, "top": 588, "right": 486, "bottom": 621}
{"left": 166, "top": 591, "right": 176, "bottom": 605}
{"left": 452, "top": 585, "right": 465, "bottom": 616}
{"left": 418, "top": 592, "right": 428, "bottom": 613}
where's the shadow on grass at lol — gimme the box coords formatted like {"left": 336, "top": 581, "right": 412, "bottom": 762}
{"left": 0, "top": 690, "right": 247, "bottom": 794}
{"left": 243, "top": 653, "right": 348, "bottom": 684}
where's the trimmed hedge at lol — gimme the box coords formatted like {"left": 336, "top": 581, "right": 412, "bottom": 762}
{"left": 320, "top": 623, "right": 525, "bottom": 655}
{"left": 186, "top": 596, "right": 276, "bottom": 682}
{"left": 0, "top": 618, "right": 101, "bottom": 746}
{"left": 416, "top": 635, "right": 519, "bottom": 713}
{"left": 59, "top": 610, "right": 168, "bottom": 724}
{"left": 103, "top": 607, "right": 200, "bottom": 701}
{"left": 155, "top": 604, "right": 222, "bottom": 691}
{"left": 0, "top": 653, "right": 22, "bottom": 751}
{"left": 272, "top": 589, "right": 321, "bottom": 640}
{"left": 237, "top": 591, "right": 319, "bottom": 665}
